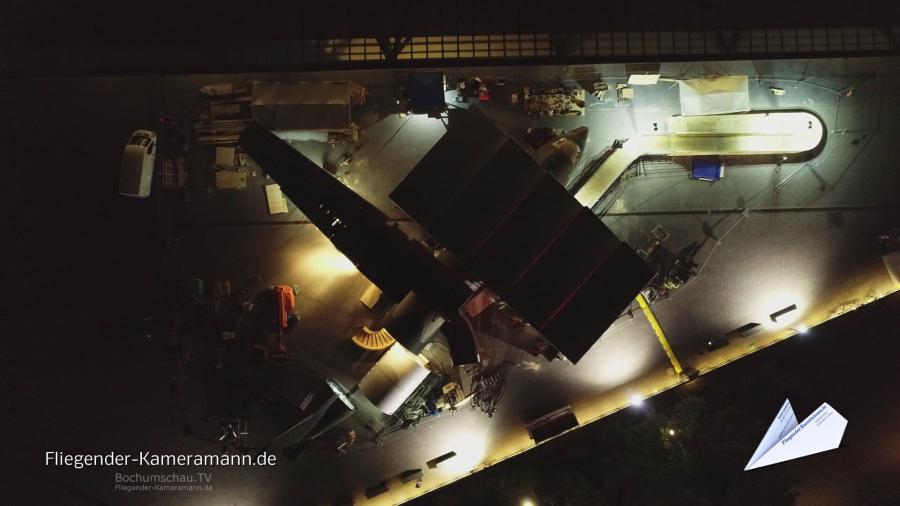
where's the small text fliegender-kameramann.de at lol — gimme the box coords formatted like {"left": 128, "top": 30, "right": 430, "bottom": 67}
{"left": 45, "top": 451, "right": 277, "bottom": 469}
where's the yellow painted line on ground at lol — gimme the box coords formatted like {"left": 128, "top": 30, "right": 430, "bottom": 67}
{"left": 636, "top": 293, "right": 684, "bottom": 375}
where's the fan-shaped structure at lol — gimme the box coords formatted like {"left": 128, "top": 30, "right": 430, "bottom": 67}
{"left": 352, "top": 326, "right": 396, "bottom": 351}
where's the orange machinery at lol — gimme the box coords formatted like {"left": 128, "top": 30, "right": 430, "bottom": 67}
{"left": 272, "top": 285, "right": 296, "bottom": 354}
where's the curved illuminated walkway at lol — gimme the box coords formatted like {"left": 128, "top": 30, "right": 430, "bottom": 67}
{"left": 574, "top": 111, "right": 826, "bottom": 207}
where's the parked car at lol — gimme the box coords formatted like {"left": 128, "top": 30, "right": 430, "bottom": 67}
{"left": 119, "top": 130, "right": 157, "bottom": 197}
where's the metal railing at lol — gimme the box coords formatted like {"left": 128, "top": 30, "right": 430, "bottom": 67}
{"left": 2, "top": 26, "right": 897, "bottom": 77}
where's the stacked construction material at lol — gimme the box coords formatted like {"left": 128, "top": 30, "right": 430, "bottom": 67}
{"left": 194, "top": 83, "right": 252, "bottom": 145}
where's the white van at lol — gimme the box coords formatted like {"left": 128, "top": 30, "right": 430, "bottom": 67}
{"left": 119, "top": 130, "right": 157, "bottom": 197}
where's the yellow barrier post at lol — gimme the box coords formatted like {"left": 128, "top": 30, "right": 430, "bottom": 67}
{"left": 636, "top": 293, "right": 684, "bottom": 375}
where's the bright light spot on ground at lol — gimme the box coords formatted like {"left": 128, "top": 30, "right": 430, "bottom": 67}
{"left": 629, "top": 394, "right": 644, "bottom": 407}
{"left": 521, "top": 499, "right": 536, "bottom": 506}
{"left": 758, "top": 290, "right": 807, "bottom": 329}
{"left": 439, "top": 430, "right": 488, "bottom": 474}
{"left": 304, "top": 246, "right": 357, "bottom": 275}
{"left": 795, "top": 325, "right": 809, "bottom": 334}
{"left": 583, "top": 334, "right": 656, "bottom": 388}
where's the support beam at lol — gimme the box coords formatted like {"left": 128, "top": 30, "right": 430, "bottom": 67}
{"left": 636, "top": 293, "right": 683, "bottom": 375}
{"left": 550, "top": 33, "right": 582, "bottom": 57}
{"left": 883, "top": 26, "right": 897, "bottom": 50}
{"left": 550, "top": 34, "right": 568, "bottom": 56}
{"left": 717, "top": 30, "right": 737, "bottom": 54}
{"left": 376, "top": 36, "right": 411, "bottom": 61}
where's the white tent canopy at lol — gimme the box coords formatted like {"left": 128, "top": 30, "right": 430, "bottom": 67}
{"left": 358, "top": 343, "right": 431, "bottom": 415}
{"left": 679, "top": 76, "right": 750, "bottom": 116}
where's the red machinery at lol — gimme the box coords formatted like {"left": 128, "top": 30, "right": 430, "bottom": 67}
{"left": 272, "top": 285, "right": 296, "bottom": 354}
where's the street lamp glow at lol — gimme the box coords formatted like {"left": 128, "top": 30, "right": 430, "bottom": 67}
{"left": 795, "top": 325, "right": 808, "bottom": 334}
{"left": 629, "top": 394, "right": 644, "bottom": 407}
{"left": 437, "top": 430, "right": 487, "bottom": 474}
{"left": 521, "top": 499, "right": 536, "bottom": 506}
{"left": 668, "top": 428, "right": 676, "bottom": 436}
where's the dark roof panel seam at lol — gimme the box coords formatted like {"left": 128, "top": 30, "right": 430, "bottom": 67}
{"left": 467, "top": 172, "right": 545, "bottom": 260}
{"left": 508, "top": 206, "right": 583, "bottom": 289}
{"left": 536, "top": 247, "right": 614, "bottom": 331}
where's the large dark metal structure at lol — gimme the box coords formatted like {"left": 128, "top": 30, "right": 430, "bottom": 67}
{"left": 391, "top": 109, "right": 652, "bottom": 363}
{"left": 241, "top": 110, "right": 653, "bottom": 364}
{"left": 238, "top": 123, "right": 479, "bottom": 363}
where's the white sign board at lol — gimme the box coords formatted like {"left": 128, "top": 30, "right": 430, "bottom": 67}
{"left": 745, "top": 399, "right": 847, "bottom": 470}
{"left": 627, "top": 74, "right": 660, "bottom": 85}
{"left": 265, "top": 184, "right": 289, "bottom": 214}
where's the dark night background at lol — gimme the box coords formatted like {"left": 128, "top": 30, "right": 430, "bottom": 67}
{"left": 3, "top": 0, "right": 898, "bottom": 44}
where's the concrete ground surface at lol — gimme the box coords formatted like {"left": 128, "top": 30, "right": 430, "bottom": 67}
{"left": 4, "top": 56, "right": 899, "bottom": 505}
{"left": 415, "top": 290, "right": 900, "bottom": 506}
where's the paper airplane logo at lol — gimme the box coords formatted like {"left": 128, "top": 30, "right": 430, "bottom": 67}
{"left": 745, "top": 399, "right": 847, "bottom": 471}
